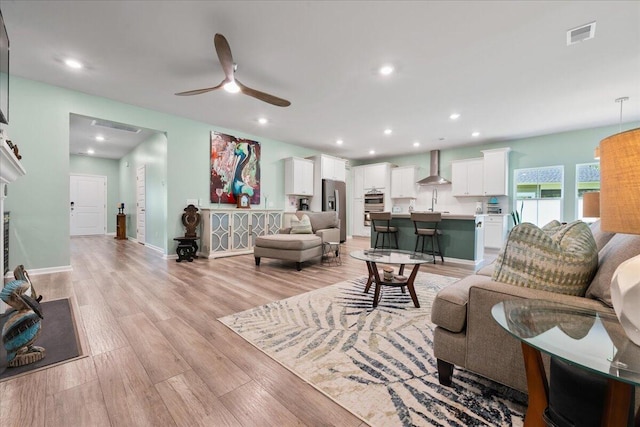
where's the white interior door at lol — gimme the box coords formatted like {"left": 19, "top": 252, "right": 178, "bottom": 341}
{"left": 70, "top": 174, "right": 106, "bottom": 236}
{"left": 136, "top": 165, "right": 146, "bottom": 244}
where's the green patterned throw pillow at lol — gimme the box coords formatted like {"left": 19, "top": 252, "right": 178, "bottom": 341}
{"left": 290, "top": 214, "right": 313, "bottom": 234}
{"left": 492, "top": 220, "right": 598, "bottom": 296}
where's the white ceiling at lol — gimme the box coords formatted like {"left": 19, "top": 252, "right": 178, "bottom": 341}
{"left": 4, "top": 1, "right": 640, "bottom": 160}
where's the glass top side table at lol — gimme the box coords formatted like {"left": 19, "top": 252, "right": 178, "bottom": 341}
{"left": 350, "top": 249, "right": 433, "bottom": 308}
{"left": 492, "top": 299, "right": 640, "bottom": 427}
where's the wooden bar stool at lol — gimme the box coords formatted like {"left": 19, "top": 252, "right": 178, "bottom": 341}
{"left": 411, "top": 212, "right": 444, "bottom": 264}
{"left": 369, "top": 212, "right": 399, "bottom": 249}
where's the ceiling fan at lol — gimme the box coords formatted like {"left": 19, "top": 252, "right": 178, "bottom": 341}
{"left": 175, "top": 33, "right": 291, "bottom": 107}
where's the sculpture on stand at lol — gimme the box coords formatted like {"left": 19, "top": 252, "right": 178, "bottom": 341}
{"left": 1, "top": 269, "right": 44, "bottom": 367}
{"left": 182, "top": 204, "right": 201, "bottom": 238}
{"left": 174, "top": 204, "right": 200, "bottom": 262}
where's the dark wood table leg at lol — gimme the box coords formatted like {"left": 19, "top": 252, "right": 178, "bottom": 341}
{"left": 521, "top": 343, "right": 548, "bottom": 427}
{"left": 405, "top": 264, "right": 421, "bottom": 308}
{"left": 398, "top": 264, "right": 406, "bottom": 293}
{"left": 601, "top": 379, "right": 632, "bottom": 427}
{"left": 369, "top": 261, "right": 382, "bottom": 307}
{"left": 364, "top": 261, "right": 375, "bottom": 293}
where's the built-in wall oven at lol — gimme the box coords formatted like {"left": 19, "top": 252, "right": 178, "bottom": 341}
{"left": 364, "top": 191, "right": 385, "bottom": 226}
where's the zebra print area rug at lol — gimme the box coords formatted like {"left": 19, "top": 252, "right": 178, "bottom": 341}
{"left": 219, "top": 273, "right": 526, "bottom": 426}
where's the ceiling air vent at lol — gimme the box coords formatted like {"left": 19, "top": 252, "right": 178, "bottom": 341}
{"left": 91, "top": 119, "right": 141, "bottom": 134}
{"left": 567, "top": 21, "right": 596, "bottom": 46}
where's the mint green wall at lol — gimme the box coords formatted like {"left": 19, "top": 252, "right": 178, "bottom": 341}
{"left": 119, "top": 132, "right": 167, "bottom": 249}
{"left": 4, "top": 76, "right": 319, "bottom": 270}
{"left": 376, "top": 122, "right": 640, "bottom": 222}
{"left": 69, "top": 155, "right": 120, "bottom": 233}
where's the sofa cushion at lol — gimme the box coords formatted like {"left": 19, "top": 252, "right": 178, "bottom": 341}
{"left": 254, "top": 234, "right": 321, "bottom": 250}
{"left": 305, "top": 211, "right": 338, "bottom": 232}
{"left": 476, "top": 263, "right": 495, "bottom": 277}
{"left": 589, "top": 220, "right": 616, "bottom": 251}
{"left": 290, "top": 214, "right": 313, "bottom": 234}
{"left": 431, "top": 275, "right": 493, "bottom": 333}
{"left": 492, "top": 221, "right": 598, "bottom": 296}
{"left": 585, "top": 233, "right": 640, "bottom": 307}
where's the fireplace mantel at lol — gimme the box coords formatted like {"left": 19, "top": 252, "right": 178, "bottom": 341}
{"left": 0, "top": 140, "right": 26, "bottom": 185}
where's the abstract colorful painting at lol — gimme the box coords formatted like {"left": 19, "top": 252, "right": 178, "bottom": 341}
{"left": 210, "top": 131, "right": 261, "bottom": 205}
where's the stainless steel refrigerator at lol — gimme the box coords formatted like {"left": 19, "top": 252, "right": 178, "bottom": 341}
{"left": 322, "top": 179, "right": 346, "bottom": 243}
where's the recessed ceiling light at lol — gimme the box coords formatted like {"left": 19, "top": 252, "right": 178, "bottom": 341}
{"left": 87, "top": 149, "right": 95, "bottom": 155}
{"left": 449, "top": 113, "right": 460, "bottom": 120}
{"left": 223, "top": 81, "right": 240, "bottom": 93}
{"left": 64, "top": 58, "right": 83, "bottom": 69}
{"left": 471, "top": 132, "right": 480, "bottom": 137}
{"left": 369, "top": 150, "right": 375, "bottom": 155}
{"left": 336, "top": 139, "right": 343, "bottom": 145}
{"left": 258, "top": 117, "right": 268, "bottom": 125}
{"left": 379, "top": 65, "right": 394, "bottom": 76}
{"left": 95, "top": 135, "right": 105, "bottom": 141}
{"left": 384, "top": 128, "right": 392, "bottom": 135}
{"left": 413, "top": 141, "right": 420, "bottom": 147}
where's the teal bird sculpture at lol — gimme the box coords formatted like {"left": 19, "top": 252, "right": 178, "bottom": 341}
{"left": 1, "top": 279, "right": 45, "bottom": 367}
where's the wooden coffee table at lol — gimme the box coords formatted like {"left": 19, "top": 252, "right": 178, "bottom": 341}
{"left": 350, "top": 249, "right": 433, "bottom": 308}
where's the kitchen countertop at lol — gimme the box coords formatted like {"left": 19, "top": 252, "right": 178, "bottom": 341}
{"left": 391, "top": 212, "right": 481, "bottom": 220}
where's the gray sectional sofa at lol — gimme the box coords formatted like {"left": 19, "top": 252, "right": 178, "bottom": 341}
{"left": 254, "top": 211, "right": 340, "bottom": 270}
{"left": 430, "top": 220, "right": 640, "bottom": 393}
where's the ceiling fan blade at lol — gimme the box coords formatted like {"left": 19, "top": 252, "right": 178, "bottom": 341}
{"left": 214, "top": 33, "right": 235, "bottom": 81}
{"left": 235, "top": 79, "right": 291, "bottom": 107}
{"left": 175, "top": 81, "right": 225, "bottom": 96}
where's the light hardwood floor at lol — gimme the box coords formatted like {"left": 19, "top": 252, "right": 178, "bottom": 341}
{"left": 1, "top": 236, "right": 486, "bottom": 427}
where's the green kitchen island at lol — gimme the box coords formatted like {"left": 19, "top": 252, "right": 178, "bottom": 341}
{"left": 369, "top": 213, "right": 485, "bottom": 264}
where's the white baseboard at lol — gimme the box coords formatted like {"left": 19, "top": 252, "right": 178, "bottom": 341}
{"left": 4, "top": 264, "right": 73, "bottom": 278}
{"left": 144, "top": 243, "right": 165, "bottom": 254}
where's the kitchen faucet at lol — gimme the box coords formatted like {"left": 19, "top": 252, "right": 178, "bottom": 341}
{"left": 429, "top": 188, "right": 438, "bottom": 212}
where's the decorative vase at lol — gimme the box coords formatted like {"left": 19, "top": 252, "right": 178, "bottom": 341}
{"left": 610, "top": 255, "right": 640, "bottom": 346}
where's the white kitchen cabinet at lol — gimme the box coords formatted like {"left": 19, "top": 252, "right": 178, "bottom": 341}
{"left": 351, "top": 167, "right": 369, "bottom": 237}
{"left": 452, "top": 158, "right": 484, "bottom": 196}
{"left": 481, "top": 148, "right": 511, "bottom": 196}
{"left": 391, "top": 166, "right": 418, "bottom": 198}
{"left": 309, "top": 154, "right": 347, "bottom": 211}
{"left": 353, "top": 166, "right": 364, "bottom": 197}
{"left": 284, "top": 157, "right": 314, "bottom": 195}
{"left": 351, "top": 197, "right": 369, "bottom": 237}
{"left": 200, "top": 209, "right": 282, "bottom": 258}
{"left": 484, "top": 214, "right": 509, "bottom": 249}
{"left": 363, "top": 162, "right": 391, "bottom": 191}
{"left": 310, "top": 154, "right": 346, "bottom": 182}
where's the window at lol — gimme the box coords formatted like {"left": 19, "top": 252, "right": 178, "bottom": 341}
{"left": 576, "top": 162, "right": 600, "bottom": 220}
{"left": 514, "top": 166, "right": 564, "bottom": 226}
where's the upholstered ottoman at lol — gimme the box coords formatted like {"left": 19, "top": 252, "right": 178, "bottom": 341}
{"left": 254, "top": 233, "right": 323, "bottom": 271}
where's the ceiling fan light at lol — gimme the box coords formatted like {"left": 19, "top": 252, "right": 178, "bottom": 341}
{"left": 64, "top": 58, "right": 83, "bottom": 69}
{"left": 224, "top": 81, "right": 240, "bottom": 94}
{"left": 379, "top": 65, "right": 394, "bottom": 76}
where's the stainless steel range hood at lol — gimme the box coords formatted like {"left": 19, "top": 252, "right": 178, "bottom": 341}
{"left": 417, "top": 150, "right": 451, "bottom": 185}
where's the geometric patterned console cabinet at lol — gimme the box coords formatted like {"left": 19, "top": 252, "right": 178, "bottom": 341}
{"left": 200, "top": 208, "right": 283, "bottom": 258}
